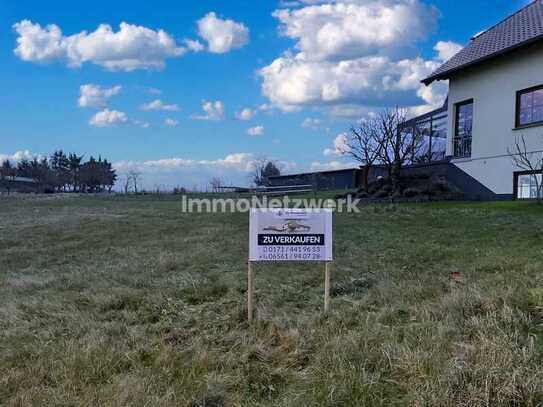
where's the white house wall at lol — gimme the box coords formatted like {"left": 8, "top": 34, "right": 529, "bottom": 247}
{"left": 446, "top": 42, "right": 543, "bottom": 195}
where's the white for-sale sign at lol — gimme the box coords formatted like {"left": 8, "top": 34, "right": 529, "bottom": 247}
{"left": 249, "top": 208, "right": 333, "bottom": 262}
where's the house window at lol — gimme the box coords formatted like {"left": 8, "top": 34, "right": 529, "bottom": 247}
{"left": 453, "top": 100, "right": 473, "bottom": 158}
{"left": 515, "top": 171, "right": 542, "bottom": 199}
{"left": 516, "top": 85, "right": 543, "bottom": 128}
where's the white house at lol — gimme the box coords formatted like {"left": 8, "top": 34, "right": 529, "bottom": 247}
{"left": 417, "top": 0, "right": 543, "bottom": 200}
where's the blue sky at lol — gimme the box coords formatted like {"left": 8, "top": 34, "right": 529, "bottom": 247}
{"left": 0, "top": 0, "right": 529, "bottom": 189}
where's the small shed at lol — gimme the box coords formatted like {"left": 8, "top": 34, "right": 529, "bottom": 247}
{"left": 0, "top": 177, "right": 50, "bottom": 193}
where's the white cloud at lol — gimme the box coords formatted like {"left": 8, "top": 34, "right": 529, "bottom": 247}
{"left": 323, "top": 132, "right": 348, "bottom": 156}
{"left": 118, "top": 153, "right": 255, "bottom": 172}
{"left": 184, "top": 38, "right": 205, "bottom": 52}
{"left": 89, "top": 109, "right": 128, "bottom": 127}
{"left": 78, "top": 84, "right": 121, "bottom": 108}
{"left": 164, "top": 118, "right": 179, "bottom": 127}
{"left": 148, "top": 87, "right": 162, "bottom": 95}
{"left": 114, "top": 152, "right": 296, "bottom": 190}
{"left": 273, "top": 0, "right": 438, "bottom": 62}
{"left": 301, "top": 117, "right": 322, "bottom": 129}
{"left": 117, "top": 153, "right": 296, "bottom": 175}
{"left": 196, "top": 12, "right": 249, "bottom": 53}
{"left": 434, "top": 40, "right": 463, "bottom": 62}
{"left": 13, "top": 20, "right": 185, "bottom": 71}
{"left": 279, "top": 0, "right": 304, "bottom": 7}
{"left": 236, "top": 108, "right": 256, "bottom": 120}
{"left": 259, "top": 0, "right": 449, "bottom": 115}
{"left": 258, "top": 104, "right": 276, "bottom": 113}
{"left": 0, "top": 150, "right": 37, "bottom": 163}
{"left": 260, "top": 54, "right": 443, "bottom": 112}
{"left": 328, "top": 104, "right": 372, "bottom": 118}
{"left": 140, "top": 99, "right": 180, "bottom": 112}
{"left": 133, "top": 120, "right": 151, "bottom": 129}
{"left": 310, "top": 160, "right": 353, "bottom": 171}
{"left": 192, "top": 100, "right": 225, "bottom": 121}
{"left": 280, "top": 0, "right": 332, "bottom": 7}
{"left": 247, "top": 125, "right": 264, "bottom": 136}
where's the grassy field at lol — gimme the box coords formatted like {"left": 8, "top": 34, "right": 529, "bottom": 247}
{"left": 1, "top": 195, "right": 543, "bottom": 406}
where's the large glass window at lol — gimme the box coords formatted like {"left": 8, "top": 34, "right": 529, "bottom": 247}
{"left": 516, "top": 172, "right": 542, "bottom": 199}
{"left": 399, "top": 107, "right": 448, "bottom": 164}
{"left": 454, "top": 100, "right": 473, "bottom": 158}
{"left": 414, "top": 120, "right": 432, "bottom": 163}
{"left": 431, "top": 115, "right": 447, "bottom": 161}
{"left": 516, "top": 85, "right": 543, "bottom": 127}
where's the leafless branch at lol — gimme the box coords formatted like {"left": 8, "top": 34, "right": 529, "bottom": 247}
{"left": 508, "top": 135, "right": 543, "bottom": 201}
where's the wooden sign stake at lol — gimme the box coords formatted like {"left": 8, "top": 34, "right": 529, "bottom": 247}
{"left": 248, "top": 209, "right": 333, "bottom": 323}
{"left": 247, "top": 261, "right": 333, "bottom": 322}
{"left": 247, "top": 260, "right": 254, "bottom": 323}
{"left": 324, "top": 262, "right": 331, "bottom": 313}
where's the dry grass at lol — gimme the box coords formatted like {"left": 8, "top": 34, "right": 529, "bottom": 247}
{"left": 1, "top": 195, "right": 543, "bottom": 406}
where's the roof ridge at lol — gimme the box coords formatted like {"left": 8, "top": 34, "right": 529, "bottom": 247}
{"left": 422, "top": 0, "right": 543, "bottom": 85}
{"left": 472, "top": 0, "right": 541, "bottom": 42}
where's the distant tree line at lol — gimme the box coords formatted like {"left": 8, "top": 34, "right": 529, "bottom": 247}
{"left": 0, "top": 150, "right": 117, "bottom": 193}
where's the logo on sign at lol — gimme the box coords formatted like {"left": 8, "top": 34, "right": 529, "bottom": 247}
{"left": 263, "top": 220, "right": 311, "bottom": 233}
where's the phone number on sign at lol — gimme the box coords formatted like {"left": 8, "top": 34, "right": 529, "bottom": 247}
{"left": 261, "top": 246, "right": 321, "bottom": 253}
{"left": 258, "top": 246, "right": 324, "bottom": 260}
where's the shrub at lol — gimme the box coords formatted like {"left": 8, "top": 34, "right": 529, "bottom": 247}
{"left": 373, "top": 189, "right": 390, "bottom": 199}
{"left": 430, "top": 180, "right": 449, "bottom": 194}
{"left": 403, "top": 188, "right": 421, "bottom": 198}
{"left": 334, "top": 193, "right": 356, "bottom": 200}
{"left": 357, "top": 191, "right": 369, "bottom": 199}
{"left": 367, "top": 177, "right": 390, "bottom": 194}
{"left": 367, "top": 183, "right": 380, "bottom": 194}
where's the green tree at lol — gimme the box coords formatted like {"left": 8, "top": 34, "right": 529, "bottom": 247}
{"left": 79, "top": 156, "right": 117, "bottom": 193}
{"left": 17, "top": 158, "right": 32, "bottom": 178}
{"left": 50, "top": 150, "right": 71, "bottom": 192}
{"left": 68, "top": 153, "right": 83, "bottom": 192}
{"left": 252, "top": 160, "right": 281, "bottom": 186}
{"left": 0, "top": 160, "right": 16, "bottom": 180}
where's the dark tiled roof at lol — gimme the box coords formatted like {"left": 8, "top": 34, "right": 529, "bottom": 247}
{"left": 423, "top": 0, "right": 543, "bottom": 85}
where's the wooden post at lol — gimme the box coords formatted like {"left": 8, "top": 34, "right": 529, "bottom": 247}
{"left": 248, "top": 260, "right": 253, "bottom": 323}
{"left": 324, "top": 262, "right": 331, "bottom": 313}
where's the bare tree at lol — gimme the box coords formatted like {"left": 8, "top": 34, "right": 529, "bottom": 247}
{"left": 209, "top": 177, "right": 223, "bottom": 193}
{"left": 250, "top": 159, "right": 267, "bottom": 187}
{"left": 154, "top": 184, "right": 163, "bottom": 195}
{"left": 127, "top": 170, "right": 142, "bottom": 194}
{"left": 508, "top": 135, "right": 543, "bottom": 202}
{"left": 122, "top": 174, "right": 132, "bottom": 194}
{"left": 341, "top": 121, "right": 382, "bottom": 190}
{"left": 374, "top": 108, "right": 425, "bottom": 192}
{"left": 342, "top": 108, "right": 424, "bottom": 192}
